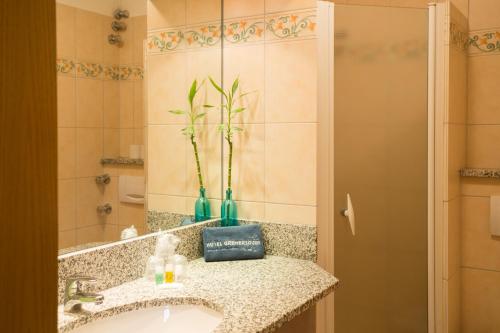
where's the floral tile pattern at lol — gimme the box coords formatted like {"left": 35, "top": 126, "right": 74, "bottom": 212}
{"left": 56, "top": 59, "right": 143, "bottom": 81}
{"left": 469, "top": 29, "right": 500, "bottom": 55}
{"left": 147, "top": 10, "right": 317, "bottom": 54}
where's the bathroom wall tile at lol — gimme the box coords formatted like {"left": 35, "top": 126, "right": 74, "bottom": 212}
{"left": 118, "top": 203, "right": 145, "bottom": 229}
{"left": 58, "top": 179, "right": 76, "bottom": 231}
{"left": 468, "top": 55, "right": 500, "bottom": 125}
{"left": 462, "top": 196, "right": 500, "bottom": 272}
{"left": 462, "top": 267, "right": 500, "bottom": 333}
{"left": 265, "top": 10, "right": 317, "bottom": 42}
{"left": 223, "top": 44, "right": 265, "bottom": 124}
{"left": 446, "top": 124, "right": 466, "bottom": 201}
{"left": 58, "top": 128, "right": 76, "bottom": 179}
{"left": 76, "top": 78, "right": 103, "bottom": 128}
{"left": 75, "top": 9, "right": 103, "bottom": 63}
{"left": 223, "top": 124, "right": 265, "bottom": 202}
{"left": 76, "top": 225, "right": 105, "bottom": 245}
{"left": 185, "top": 197, "right": 222, "bottom": 217}
{"left": 59, "top": 229, "right": 77, "bottom": 249}
{"left": 102, "top": 16, "right": 119, "bottom": 65}
{"left": 450, "top": 0, "right": 469, "bottom": 18}
{"left": 76, "top": 128, "right": 103, "bottom": 177}
{"left": 147, "top": 54, "right": 187, "bottom": 125}
{"left": 56, "top": 4, "right": 76, "bottom": 59}
{"left": 467, "top": 125, "right": 500, "bottom": 168}
{"left": 133, "top": 16, "right": 147, "bottom": 66}
{"left": 446, "top": 272, "right": 461, "bottom": 333}
{"left": 119, "top": 17, "right": 135, "bottom": 66}
{"left": 103, "top": 80, "right": 120, "bottom": 128}
{"left": 147, "top": 125, "right": 187, "bottom": 195}
{"left": 448, "top": 47, "right": 467, "bottom": 125}
{"left": 147, "top": 0, "right": 186, "bottom": 30}
{"left": 461, "top": 178, "right": 500, "bottom": 197}
{"left": 103, "top": 176, "right": 119, "bottom": 226}
{"left": 469, "top": 0, "right": 500, "bottom": 31}
{"left": 120, "top": 82, "right": 135, "bottom": 129}
{"left": 103, "top": 224, "right": 120, "bottom": 242}
{"left": 76, "top": 177, "right": 102, "bottom": 228}
{"left": 187, "top": 0, "right": 221, "bottom": 24}
{"left": 265, "top": 123, "right": 316, "bottom": 206}
{"left": 266, "top": 0, "right": 316, "bottom": 13}
{"left": 389, "top": 0, "right": 431, "bottom": 9}
{"left": 133, "top": 81, "right": 144, "bottom": 128}
{"left": 103, "top": 129, "right": 120, "bottom": 157}
{"left": 265, "top": 40, "right": 317, "bottom": 123}
{"left": 224, "top": 0, "right": 264, "bottom": 19}
{"left": 236, "top": 201, "right": 266, "bottom": 221}
{"left": 185, "top": 125, "right": 222, "bottom": 199}
{"left": 57, "top": 75, "right": 76, "bottom": 128}
{"left": 118, "top": 166, "right": 144, "bottom": 177}
{"left": 265, "top": 203, "right": 316, "bottom": 225}
{"left": 119, "top": 129, "right": 134, "bottom": 157}
{"left": 133, "top": 128, "right": 144, "bottom": 145}
{"left": 444, "top": 197, "right": 461, "bottom": 280}
{"left": 147, "top": 194, "right": 187, "bottom": 214}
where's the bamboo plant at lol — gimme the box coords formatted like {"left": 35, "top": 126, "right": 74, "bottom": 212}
{"left": 209, "top": 76, "right": 247, "bottom": 226}
{"left": 169, "top": 79, "right": 212, "bottom": 222}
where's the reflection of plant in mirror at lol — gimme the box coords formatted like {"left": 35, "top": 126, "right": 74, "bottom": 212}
{"left": 169, "top": 79, "right": 212, "bottom": 222}
{"left": 209, "top": 77, "right": 247, "bottom": 226}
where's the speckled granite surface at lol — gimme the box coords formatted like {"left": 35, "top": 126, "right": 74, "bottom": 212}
{"left": 146, "top": 210, "right": 190, "bottom": 232}
{"left": 59, "top": 242, "right": 108, "bottom": 256}
{"left": 100, "top": 157, "right": 144, "bottom": 166}
{"left": 461, "top": 168, "right": 500, "bottom": 179}
{"left": 58, "top": 256, "right": 338, "bottom": 333}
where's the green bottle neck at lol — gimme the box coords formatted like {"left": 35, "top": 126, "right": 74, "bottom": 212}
{"left": 225, "top": 188, "right": 232, "bottom": 200}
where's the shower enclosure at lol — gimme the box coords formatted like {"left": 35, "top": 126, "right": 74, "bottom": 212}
{"left": 318, "top": 2, "right": 431, "bottom": 333}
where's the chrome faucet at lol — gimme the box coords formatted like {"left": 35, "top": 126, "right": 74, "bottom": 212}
{"left": 64, "top": 275, "right": 104, "bottom": 313}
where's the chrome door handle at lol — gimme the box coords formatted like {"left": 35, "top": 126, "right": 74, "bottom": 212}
{"left": 340, "top": 193, "right": 356, "bottom": 236}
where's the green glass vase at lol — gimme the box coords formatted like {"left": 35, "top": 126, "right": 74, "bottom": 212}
{"left": 221, "top": 188, "right": 238, "bottom": 227}
{"left": 194, "top": 187, "right": 211, "bottom": 222}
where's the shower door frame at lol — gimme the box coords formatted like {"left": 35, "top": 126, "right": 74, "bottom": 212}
{"left": 316, "top": 2, "right": 439, "bottom": 333}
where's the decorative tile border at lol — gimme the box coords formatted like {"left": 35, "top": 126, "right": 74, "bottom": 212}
{"left": 56, "top": 59, "right": 143, "bottom": 81}
{"left": 147, "top": 10, "right": 316, "bottom": 54}
{"left": 469, "top": 29, "right": 500, "bottom": 55}
{"left": 460, "top": 168, "right": 500, "bottom": 179}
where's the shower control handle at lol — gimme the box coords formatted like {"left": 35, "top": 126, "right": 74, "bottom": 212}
{"left": 340, "top": 193, "right": 356, "bottom": 236}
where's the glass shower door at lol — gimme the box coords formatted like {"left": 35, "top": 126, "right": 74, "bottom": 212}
{"left": 333, "top": 5, "right": 429, "bottom": 333}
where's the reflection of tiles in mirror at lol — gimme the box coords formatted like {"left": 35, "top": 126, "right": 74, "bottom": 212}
{"left": 146, "top": 210, "right": 192, "bottom": 233}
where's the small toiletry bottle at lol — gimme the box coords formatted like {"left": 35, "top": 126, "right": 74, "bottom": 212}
{"left": 155, "top": 262, "right": 164, "bottom": 285}
{"left": 164, "top": 263, "right": 175, "bottom": 283}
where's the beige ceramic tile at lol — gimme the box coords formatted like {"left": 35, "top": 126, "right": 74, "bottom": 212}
{"left": 147, "top": 125, "right": 187, "bottom": 195}
{"left": 147, "top": 54, "right": 187, "bottom": 125}
{"left": 469, "top": 0, "right": 500, "bottom": 31}
{"left": 461, "top": 178, "right": 500, "bottom": 197}
{"left": 224, "top": 0, "right": 264, "bottom": 19}
{"left": 134, "top": 81, "right": 144, "bottom": 128}
{"left": 103, "top": 80, "right": 120, "bottom": 128}
{"left": 102, "top": 16, "right": 119, "bottom": 65}
{"left": 58, "top": 128, "right": 76, "bottom": 179}
{"left": 222, "top": 124, "right": 265, "bottom": 202}
{"left": 450, "top": 0, "right": 469, "bottom": 18}
{"left": 120, "top": 82, "right": 135, "bottom": 128}
{"left": 462, "top": 268, "right": 500, "bottom": 333}
{"left": 103, "top": 224, "right": 120, "bottom": 242}
{"left": 446, "top": 273, "right": 461, "bottom": 333}
{"left": 59, "top": 229, "right": 77, "bottom": 249}
{"left": 266, "top": 0, "right": 316, "bottom": 13}
{"left": 467, "top": 125, "right": 500, "bottom": 168}
{"left": 119, "top": 166, "right": 144, "bottom": 177}
{"left": 186, "top": 49, "right": 222, "bottom": 125}
{"left": 446, "top": 124, "right": 466, "bottom": 201}
{"left": 120, "top": 129, "right": 134, "bottom": 157}
{"left": 133, "top": 16, "right": 147, "bottom": 66}
{"left": 186, "top": 0, "right": 221, "bottom": 24}
{"left": 103, "top": 176, "right": 119, "bottom": 220}
{"left": 448, "top": 47, "right": 467, "bottom": 125}
{"left": 57, "top": 76, "right": 76, "bottom": 127}
{"left": 58, "top": 179, "right": 76, "bottom": 231}
{"left": 462, "top": 196, "right": 500, "bottom": 272}
{"left": 223, "top": 44, "right": 265, "bottom": 124}
{"left": 389, "top": 0, "right": 429, "bottom": 8}
{"left": 134, "top": 129, "right": 144, "bottom": 145}
{"left": 468, "top": 55, "right": 500, "bottom": 125}
{"left": 103, "top": 129, "right": 120, "bottom": 157}
{"left": 76, "top": 225, "right": 105, "bottom": 245}
{"left": 444, "top": 198, "right": 461, "bottom": 280}
{"left": 235, "top": 201, "right": 266, "bottom": 221}
{"left": 76, "top": 128, "right": 103, "bottom": 177}
{"left": 56, "top": 4, "right": 76, "bottom": 59}
{"left": 265, "top": 203, "right": 316, "bottom": 225}
{"left": 265, "top": 40, "right": 317, "bottom": 123}
{"left": 76, "top": 78, "right": 103, "bottom": 128}
{"left": 75, "top": 8, "right": 103, "bottom": 62}
{"left": 185, "top": 197, "right": 222, "bottom": 217}
{"left": 148, "top": 194, "right": 187, "bottom": 214}
{"left": 118, "top": 203, "right": 145, "bottom": 229}
{"left": 119, "top": 18, "right": 135, "bottom": 65}
{"left": 76, "top": 177, "right": 103, "bottom": 228}
{"left": 265, "top": 123, "right": 316, "bottom": 206}
{"left": 147, "top": 0, "right": 186, "bottom": 30}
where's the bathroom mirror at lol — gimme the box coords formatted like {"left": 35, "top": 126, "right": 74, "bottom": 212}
{"left": 57, "top": 0, "right": 224, "bottom": 254}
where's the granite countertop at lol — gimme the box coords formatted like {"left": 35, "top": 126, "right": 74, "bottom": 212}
{"left": 58, "top": 256, "right": 339, "bottom": 333}
{"left": 460, "top": 168, "right": 500, "bottom": 179}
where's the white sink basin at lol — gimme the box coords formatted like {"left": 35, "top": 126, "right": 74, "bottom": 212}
{"left": 70, "top": 305, "right": 223, "bottom": 333}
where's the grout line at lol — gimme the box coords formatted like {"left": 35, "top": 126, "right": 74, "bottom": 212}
{"left": 462, "top": 266, "right": 500, "bottom": 274}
